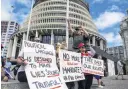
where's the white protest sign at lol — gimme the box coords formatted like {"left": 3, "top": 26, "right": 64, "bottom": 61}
{"left": 24, "top": 53, "right": 67, "bottom": 89}
{"left": 23, "top": 40, "right": 55, "bottom": 54}
{"left": 82, "top": 56, "right": 104, "bottom": 76}
{"left": 23, "top": 40, "right": 56, "bottom": 67}
{"left": 59, "top": 50, "right": 85, "bottom": 82}
{"left": 23, "top": 40, "right": 68, "bottom": 89}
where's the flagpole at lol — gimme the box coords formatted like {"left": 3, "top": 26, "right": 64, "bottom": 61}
{"left": 26, "top": 0, "right": 33, "bottom": 41}
{"left": 66, "top": 0, "right": 69, "bottom": 50}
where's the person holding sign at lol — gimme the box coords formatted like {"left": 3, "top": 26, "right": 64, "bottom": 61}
{"left": 77, "top": 43, "right": 95, "bottom": 89}
{"left": 56, "top": 43, "right": 75, "bottom": 89}
{"left": 17, "top": 37, "right": 40, "bottom": 82}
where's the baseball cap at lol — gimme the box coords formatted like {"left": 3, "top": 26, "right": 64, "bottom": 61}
{"left": 78, "top": 43, "right": 85, "bottom": 48}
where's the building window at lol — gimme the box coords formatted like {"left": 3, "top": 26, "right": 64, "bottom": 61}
{"left": 10, "top": 26, "right": 14, "bottom": 28}
{"left": 10, "top": 22, "right": 14, "bottom": 25}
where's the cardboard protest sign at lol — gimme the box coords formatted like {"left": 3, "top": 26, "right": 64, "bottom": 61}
{"left": 23, "top": 40, "right": 68, "bottom": 89}
{"left": 24, "top": 53, "right": 67, "bottom": 89}
{"left": 82, "top": 56, "right": 104, "bottom": 76}
{"left": 59, "top": 50, "right": 85, "bottom": 82}
{"left": 23, "top": 40, "right": 56, "bottom": 67}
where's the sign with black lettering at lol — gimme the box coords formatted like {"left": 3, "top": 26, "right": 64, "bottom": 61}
{"left": 82, "top": 56, "right": 104, "bottom": 76}
{"left": 59, "top": 50, "right": 85, "bottom": 82}
{"left": 23, "top": 40, "right": 67, "bottom": 89}
{"left": 23, "top": 40, "right": 56, "bottom": 67}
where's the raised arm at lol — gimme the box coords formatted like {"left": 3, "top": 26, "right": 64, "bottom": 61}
{"left": 89, "top": 46, "right": 96, "bottom": 57}
{"left": 80, "top": 26, "right": 89, "bottom": 37}
{"left": 67, "top": 19, "right": 74, "bottom": 36}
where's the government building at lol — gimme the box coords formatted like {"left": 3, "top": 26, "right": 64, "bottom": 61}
{"left": 7, "top": 0, "right": 118, "bottom": 76}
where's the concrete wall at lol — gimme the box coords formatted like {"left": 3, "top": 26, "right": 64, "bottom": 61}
{"left": 107, "top": 59, "right": 115, "bottom": 76}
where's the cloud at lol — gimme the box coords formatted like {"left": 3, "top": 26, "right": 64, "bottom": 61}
{"left": 101, "top": 32, "right": 122, "bottom": 47}
{"left": 94, "top": 11, "right": 125, "bottom": 30}
{"left": 1, "top": 0, "right": 31, "bottom": 24}
{"left": 92, "top": 0, "right": 104, "bottom": 4}
{"left": 109, "top": 5, "right": 120, "bottom": 11}
{"left": 17, "top": 0, "right": 32, "bottom": 8}
{"left": 1, "top": 0, "right": 16, "bottom": 21}
{"left": 109, "top": 0, "right": 128, "bottom": 4}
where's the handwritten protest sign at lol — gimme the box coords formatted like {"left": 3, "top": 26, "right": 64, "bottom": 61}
{"left": 82, "top": 56, "right": 104, "bottom": 76}
{"left": 23, "top": 40, "right": 56, "bottom": 67}
{"left": 23, "top": 40, "right": 68, "bottom": 89}
{"left": 59, "top": 50, "right": 85, "bottom": 82}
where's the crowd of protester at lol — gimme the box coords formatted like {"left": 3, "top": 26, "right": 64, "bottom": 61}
{"left": 1, "top": 24, "right": 113, "bottom": 89}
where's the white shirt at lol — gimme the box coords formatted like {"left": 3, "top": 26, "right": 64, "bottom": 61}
{"left": 5, "top": 61, "right": 12, "bottom": 68}
{"left": 18, "top": 49, "right": 25, "bottom": 72}
{"left": 117, "top": 60, "right": 123, "bottom": 67}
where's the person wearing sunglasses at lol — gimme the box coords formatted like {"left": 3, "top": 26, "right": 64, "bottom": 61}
{"left": 77, "top": 43, "right": 95, "bottom": 89}
{"left": 68, "top": 20, "right": 90, "bottom": 50}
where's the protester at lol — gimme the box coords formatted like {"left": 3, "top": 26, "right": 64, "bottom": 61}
{"left": 56, "top": 42, "right": 75, "bottom": 89}
{"left": 4, "top": 57, "right": 12, "bottom": 79}
{"left": 56, "top": 42, "right": 62, "bottom": 69}
{"left": 116, "top": 60, "right": 124, "bottom": 80}
{"left": 11, "top": 64, "right": 21, "bottom": 80}
{"left": 1, "top": 66, "right": 8, "bottom": 82}
{"left": 1, "top": 57, "right": 8, "bottom": 82}
{"left": 1, "top": 44, "right": 8, "bottom": 82}
{"left": 93, "top": 56, "right": 105, "bottom": 88}
{"left": 94, "top": 75, "right": 104, "bottom": 88}
{"left": 17, "top": 37, "right": 40, "bottom": 82}
{"left": 68, "top": 20, "right": 90, "bottom": 50}
{"left": 78, "top": 43, "right": 95, "bottom": 89}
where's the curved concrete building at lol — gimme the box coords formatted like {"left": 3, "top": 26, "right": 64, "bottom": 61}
{"left": 7, "top": 0, "right": 106, "bottom": 58}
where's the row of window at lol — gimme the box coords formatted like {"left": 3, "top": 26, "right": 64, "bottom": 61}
{"left": 1, "top": 22, "right": 8, "bottom": 25}
{"left": 32, "top": 12, "right": 66, "bottom": 18}
{"left": 30, "top": 18, "right": 93, "bottom": 29}
{"left": 69, "top": 8, "right": 89, "bottom": 18}
{"left": 69, "top": 2, "right": 88, "bottom": 13}
{"left": 33, "top": 6, "right": 66, "bottom": 13}
{"left": 1, "top": 39, "right": 10, "bottom": 41}
{"left": 31, "top": 24, "right": 66, "bottom": 30}
{"left": 69, "top": 14, "right": 93, "bottom": 24}
{"left": 32, "top": 13, "right": 93, "bottom": 28}
{"left": 35, "top": 1, "right": 88, "bottom": 14}
{"left": 33, "top": 6, "right": 89, "bottom": 19}
{"left": 29, "top": 19, "right": 94, "bottom": 31}
{"left": 31, "top": 18, "right": 66, "bottom": 24}
{"left": 37, "top": 1, "right": 66, "bottom": 8}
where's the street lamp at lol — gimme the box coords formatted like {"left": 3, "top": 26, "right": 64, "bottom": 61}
{"left": 26, "top": 0, "right": 34, "bottom": 41}
{"left": 2, "top": 6, "right": 14, "bottom": 57}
